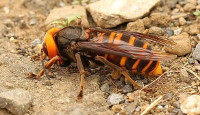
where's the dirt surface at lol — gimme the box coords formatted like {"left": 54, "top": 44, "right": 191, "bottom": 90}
{"left": 0, "top": 0, "right": 111, "bottom": 114}
{"left": 0, "top": 0, "right": 200, "bottom": 115}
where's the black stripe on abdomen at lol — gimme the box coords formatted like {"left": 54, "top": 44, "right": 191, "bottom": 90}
{"left": 136, "top": 60, "right": 150, "bottom": 72}
{"left": 125, "top": 58, "right": 137, "bottom": 70}
{"left": 145, "top": 61, "right": 157, "bottom": 74}
{"left": 120, "top": 34, "right": 130, "bottom": 43}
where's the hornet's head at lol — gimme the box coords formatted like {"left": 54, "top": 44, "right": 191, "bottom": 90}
{"left": 53, "top": 26, "right": 83, "bottom": 62}
{"left": 42, "top": 26, "right": 83, "bottom": 66}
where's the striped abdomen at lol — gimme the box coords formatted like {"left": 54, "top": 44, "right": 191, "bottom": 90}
{"left": 95, "top": 32, "right": 162, "bottom": 76}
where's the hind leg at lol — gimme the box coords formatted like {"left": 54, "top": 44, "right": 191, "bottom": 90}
{"left": 75, "top": 53, "right": 86, "bottom": 99}
{"left": 95, "top": 55, "right": 142, "bottom": 90}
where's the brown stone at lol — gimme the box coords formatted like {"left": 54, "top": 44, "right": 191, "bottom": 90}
{"left": 45, "top": 5, "right": 89, "bottom": 28}
{"left": 164, "top": 33, "right": 192, "bottom": 56}
{"left": 126, "top": 19, "right": 145, "bottom": 33}
{"left": 86, "top": 0, "right": 160, "bottom": 28}
{"left": 183, "top": 3, "right": 196, "bottom": 12}
{"left": 150, "top": 13, "right": 171, "bottom": 27}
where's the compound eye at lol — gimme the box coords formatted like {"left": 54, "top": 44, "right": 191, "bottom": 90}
{"left": 42, "top": 43, "right": 48, "bottom": 56}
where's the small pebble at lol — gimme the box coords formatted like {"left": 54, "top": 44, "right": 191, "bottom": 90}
{"left": 179, "top": 17, "right": 186, "bottom": 26}
{"left": 148, "top": 26, "right": 165, "bottom": 36}
{"left": 172, "top": 108, "right": 179, "bottom": 114}
{"left": 179, "top": 1, "right": 186, "bottom": 5}
{"left": 192, "top": 67, "right": 196, "bottom": 72}
{"left": 165, "top": 29, "right": 174, "bottom": 37}
{"left": 128, "top": 90, "right": 146, "bottom": 102}
{"left": 188, "top": 58, "right": 195, "bottom": 64}
{"left": 155, "top": 106, "right": 163, "bottom": 113}
{"left": 172, "top": 101, "right": 180, "bottom": 108}
{"left": 135, "top": 106, "right": 141, "bottom": 112}
{"left": 33, "top": 44, "right": 42, "bottom": 54}
{"left": 19, "top": 20, "right": 27, "bottom": 29}
{"left": 142, "top": 78, "right": 148, "bottom": 84}
{"left": 159, "top": 102, "right": 167, "bottom": 107}
{"left": 100, "top": 83, "right": 110, "bottom": 93}
{"left": 111, "top": 104, "right": 122, "bottom": 113}
{"left": 10, "top": 49, "right": 16, "bottom": 53}
{"left": 164, "top": 93, "right": 173, "bottom": 100}
{"left": 167, "top": 0, "right": 179, "bottom": 9}
{"left": 193, "top": 43, "right": 200, "bottom": 61}
{"left": 173, "top": 20, "right": 180, "bottom": 27}
{"left": 183, "top": 3, "right": 196, "bottom": 12}
{"left": 9, "top": 37, "right": 15, "bottom": 42}
{"left": 150, "top": 13, "right": 171, "bottom": 27}
{"left": 31, "top": 38, "right": 41, "bottom": 47}
{"left": 122, "top": 85, "right": 133, "bottom": 93}
{"left": 189, "top": 24, "right": 200, "bottom": 35}
{"left": 29, "top": 18, "right": 37, "bottom": 25}
{"left": 180, "top": 68, "right": 190, "bottom": 83}
{"left": 126, "top": 19, "right": 145, "bottom": 33}
{"left": 181, "top": 57, "right": 187, "bottom": 62}
{"left": 116, "top": 81, "right": 124, "bottom": 88}
{"left": 136, "top": 80, "right": 144, "bottom": 87}
{"left": 107, "top": 93, "right": 124, "bottom": 105}
{"left": 126, "top": 102, "right": 138, "bottom": 114}
{"left": 157, "top": 105, "right": 163, "bottom": 109}
{"left": 3, "top": 7, "right": 9, "bottom": 14}
{"left": 185, "top": 0, "right": 197, "bottom": 5}
{"left": 164, "top": 32, "right": 191, "bottom": 56}
{"left": 142, "top": 17, "right": 151, "bottom": 27}
{"left": 16, "top": 48, "right": 26, "bottom": 55}
{"left": 173, "top": 109, "right": 184, "bottom": 115}
{"left": 174, "top": 28, "right": 182, "bottom": 35}
{"left": 59, "top": 1, "right": 66, "bottom": 7}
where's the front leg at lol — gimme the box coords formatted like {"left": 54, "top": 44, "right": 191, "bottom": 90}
{"left": 35, "top": 55, "right": 60, "bottom": 78}
{"left": 75, "top": 53, "right": 86, "bottom": 99}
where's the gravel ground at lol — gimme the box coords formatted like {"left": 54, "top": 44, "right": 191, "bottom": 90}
{"left": 0, "top": 0, "right": 200, "bottom": 115}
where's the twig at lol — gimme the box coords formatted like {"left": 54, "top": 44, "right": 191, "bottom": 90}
{"left": 162, "top": 85, "right": 192, "bottom": 103}
{"left": 140, "top": 95, "right": 163, "bottom": 115}
{"left": 183, "top": 67, "right": 200, "bottom": 81}
{"left": 140, "top": 65, "right": 175, "bottom": 91}
{"left": 171, "top": 13, "right": 189, "bottom": 20}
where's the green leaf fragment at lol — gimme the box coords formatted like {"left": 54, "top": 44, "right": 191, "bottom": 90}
{"left": 51, "top": 14, "right": 81, "bottom": 28}
{"left": 67, "top": 14, "right": 81, "bottom": 24}
{"left": 193, "top": 10, "right": 200, "bottom": 19}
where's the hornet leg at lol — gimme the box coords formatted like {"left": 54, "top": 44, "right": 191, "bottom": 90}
{"left": 75, "top": 53, "right": 86, "bottom": 99}
{"left": 95, "top": 55, "right": 143, "bottom": 90}
{"left": 35, "top": 56, "right": 60, "bottom": 79}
